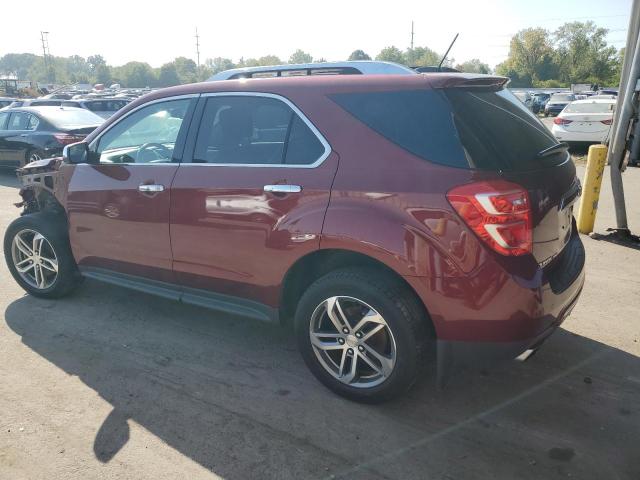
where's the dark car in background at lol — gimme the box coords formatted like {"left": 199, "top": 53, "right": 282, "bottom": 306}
{"left": 61, "top": 98, "right": 130, "bottom": 119}
{"left": 531, "top": 93, "right": 551, "bottom": 114}
{"left": 544, "top": 93, "right": 576, "bottom": 116}
{"left": 0, "top": 106, "right": 103, "bottom": 167}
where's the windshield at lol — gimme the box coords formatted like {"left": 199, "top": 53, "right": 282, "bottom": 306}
{"left": 40, "top": 108, "right": 103, "bottom": 128}
{"left": 563, "top": 102, "right": 615, "bottom": 113}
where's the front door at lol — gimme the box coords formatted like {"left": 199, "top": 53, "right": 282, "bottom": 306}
{"left": 66, "top": 97, "right": 195, "bottom": 283}
{"left": 170, "top": 93, "right": 338, "bottom": 307}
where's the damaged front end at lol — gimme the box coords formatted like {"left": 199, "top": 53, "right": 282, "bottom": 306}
{"left": 15, "top": 157, "right": 66, "bottom": 216}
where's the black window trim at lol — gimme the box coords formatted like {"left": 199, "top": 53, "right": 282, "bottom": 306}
{"left": 182, "top": 92, "right": 331, "bottom": 168}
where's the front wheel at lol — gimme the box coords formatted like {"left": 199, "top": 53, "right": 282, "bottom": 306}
{"left": 4, "top": 212, "right": 82, "bottom": 298}
{"left": 295, "top": 268, "right": 432, "bottom": 403}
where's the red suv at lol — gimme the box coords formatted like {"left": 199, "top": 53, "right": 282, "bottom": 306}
{"left": 4, "top": 74, "right": 585, "bottom": 402}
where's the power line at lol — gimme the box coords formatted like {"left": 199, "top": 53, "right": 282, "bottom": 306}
{"left": 410, "top": 21, "right": 414, "bottom": 50}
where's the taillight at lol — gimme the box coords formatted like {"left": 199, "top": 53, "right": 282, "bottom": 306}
{"left": 553, "top": 117, "right": 572, "bottom": 125}
{"left": 600, "top": 118, "right": 613, "bottom": 125}
{"left": 54, "top": 134, "right": 83, "bottom": 145}
{"left": 446, "top": 180, "right": 532, "bottom": 256}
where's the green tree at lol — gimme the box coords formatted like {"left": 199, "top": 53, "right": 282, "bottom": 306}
{"left": 0, "top": 53, "right": 39, "bottom": 79}
{"left": 94, "top": 64, "right": 112, "bottom": 85}
{"left": 289, "top": 49, "right": 313, "bottom": 64}
{"left": 158, "top": 62, "right": 181, "bottom": 87}
{"left": 375, "top": 46, "right": 405, "bottom": 64}
{"left": 406, "top": 46, "right": 440, "bottom": 67}
{"left": 173, "top": 57, "right": 198, "bottom": 84}
{"left": 348, "top": 50, "right": 371, "bottom": 61}
{"left": 113, "top": 61, "right": 156, "bottom": 87}
{"left": 554, "top": 21, "right": 619, "bottom": 85}
{"left": 455, "top": 58, "right": 491, "bottom": 74}
{"left": 205, "top": 57, "right": 235, "bottom": 74}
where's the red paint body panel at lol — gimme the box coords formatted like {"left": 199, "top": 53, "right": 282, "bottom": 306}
{"left": 47, "top": 73, "right": 584, "bottom": 360}
{"left": 64, "top": 163, "right": 178, "bottom": 282}
{"left": 170, "top": 155, "right": 338, "bottom": 306}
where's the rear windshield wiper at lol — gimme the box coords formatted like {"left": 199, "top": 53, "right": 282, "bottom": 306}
{"left": 537, "top": 142, "right": 569, "bottom": 158}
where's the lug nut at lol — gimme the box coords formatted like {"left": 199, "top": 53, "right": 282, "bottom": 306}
{"left": 338, "top": 338, "right": 345, "bottom": 345}
{"left": 342, "top": 327, "right": 349, "bottom": 334}
{"left": 347, "top": 348, "right": 354, "bottom": 356}
{"left": 355, "top": 332, "right": 362, "bottom": 338}
{"left": 358, "top": 345, "right": 365, "bottom": 352}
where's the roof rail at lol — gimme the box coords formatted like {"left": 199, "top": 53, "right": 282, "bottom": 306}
{"left": 208, "top": 61, "right": 416, "bottom": 81}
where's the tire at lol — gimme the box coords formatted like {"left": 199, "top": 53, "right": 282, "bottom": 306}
{"left": 23, "top": 149, "right": 45, "bottom": 168}
{"left": 544, "top": 112, "right": 548, "bottom": 117}
{"left": 4, "top": 212, "right": 82, "bottom": 299}
{"left": 295, "top": 268, "right": 432, "bottom": 403}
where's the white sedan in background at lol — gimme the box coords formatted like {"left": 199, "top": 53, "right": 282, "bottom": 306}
{"left": 551, "top": 98, "right": 616, "bottom": 144}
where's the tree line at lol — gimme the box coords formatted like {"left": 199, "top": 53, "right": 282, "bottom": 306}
{"left": 0, "top": 21, "right": 622, "bottom": 89}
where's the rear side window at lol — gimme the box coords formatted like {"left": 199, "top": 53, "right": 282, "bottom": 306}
{"left": 194, "top": 96, "right": 326, "bottom": 165}
{"left": 331, "top": 89, "right": 560, "bottom": 171}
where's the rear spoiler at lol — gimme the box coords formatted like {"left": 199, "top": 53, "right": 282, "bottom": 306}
{"left": 432, "top": 76, "right": 510, "bottom": 91}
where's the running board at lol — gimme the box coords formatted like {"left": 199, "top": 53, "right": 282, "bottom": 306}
{"left": 80, "top": 267, "right": 279, "bottom": 324}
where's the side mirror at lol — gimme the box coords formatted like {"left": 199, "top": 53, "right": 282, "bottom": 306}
{"left": 63, "top": 141, "right": 91, "bottom": 164}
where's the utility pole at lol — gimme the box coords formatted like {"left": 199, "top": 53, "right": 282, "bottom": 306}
{"left": 195, "top": 27, "right": 201, "bottom": 67}
{"left": 410, "top": 21, "right": 415, "bottom": 50}
{"left": 40, "top": 31, "right": 53, "bottom": 84}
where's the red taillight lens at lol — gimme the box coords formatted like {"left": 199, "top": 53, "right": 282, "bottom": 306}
{"left": 446, "top": 180, "right": 532, "bottom": 256}
{"left": 553, "top": 117, "right": 572, "bottom": 125}
{"left": 54, "top": 134, "right": 83, "bottom": 145}
{"left": 600, "top": 118, "right": 613, "bottom": 125}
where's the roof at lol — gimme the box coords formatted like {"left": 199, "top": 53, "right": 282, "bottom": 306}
{"left": 571, "top": 98, "right": 617, "bottom": 104}
{"left": 6, "top": 106, "right": 90, "bottom": 114}
{"left": 208, "top": 61, "right": 416, "bottom": 81}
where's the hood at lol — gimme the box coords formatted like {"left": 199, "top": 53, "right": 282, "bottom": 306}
{"left": 19, "top": 157, "right": 63, "bottom": 174}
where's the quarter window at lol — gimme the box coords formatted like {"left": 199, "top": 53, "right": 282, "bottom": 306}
{"left": 193, "top": 96, "right": 325, "bottom": 165}
{"left": 95, "top": 98, "right": 191, "bottom": 164}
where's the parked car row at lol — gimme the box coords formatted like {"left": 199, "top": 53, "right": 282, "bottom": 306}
{"left": 0, "top": 106, "right": 103, "bottom": 167}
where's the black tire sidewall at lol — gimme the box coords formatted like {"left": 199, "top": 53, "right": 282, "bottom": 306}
{"left": 295, "top": 269, "right": 424, "bottom": 403}
{"left": 4, "top": 212, "right": 80, "bottom": 298}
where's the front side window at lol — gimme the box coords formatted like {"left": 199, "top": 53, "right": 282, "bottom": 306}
{"left": 95, "top": 98, "right": 191, "bottom": 164}
{"left": 193, "top": 95, "right": 325, "bottom": 166}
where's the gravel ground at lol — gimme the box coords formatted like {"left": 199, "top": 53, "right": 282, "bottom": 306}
{"left": 0, "top": 161, "right": 639, "bottom": 480}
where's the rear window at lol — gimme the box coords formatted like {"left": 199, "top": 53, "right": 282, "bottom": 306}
{"left": 331, "top": 88, "right": 561, "bottom": 171}
{"left": 40, "top": 108, "right": 103, "bottom": 128}
{"left": 86, "top": 100, "right": 128, "bottom": 112}
{"left": 563, "top": 102, "right": 615, "bottom": 113}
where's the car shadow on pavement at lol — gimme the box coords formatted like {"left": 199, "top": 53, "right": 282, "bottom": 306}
{"left": 5, "top": 281, "right": 640, "bottom": 480}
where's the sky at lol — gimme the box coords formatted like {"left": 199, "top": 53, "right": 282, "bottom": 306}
{"left": 0, "top": 0, "right": 633, "bottom": 68}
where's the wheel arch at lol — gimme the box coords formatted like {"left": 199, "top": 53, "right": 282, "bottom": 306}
{"left": 279, "top": 248, "right": 435, "bottom": 336}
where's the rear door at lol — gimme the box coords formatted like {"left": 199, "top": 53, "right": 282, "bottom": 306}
{"left": 1, "top": 111, "right": 38, "bottom": 164}
{"left": 170, "top": 93, "right": 338, "bottom": 307}
{"left": 0, "top": 111, "right": 11, "bottom": 164}
{"left": 66, "top": 96, "right": 196, "bottom": 283}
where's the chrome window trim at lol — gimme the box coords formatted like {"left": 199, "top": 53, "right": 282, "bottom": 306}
{"left": 88, "top": 94, "right": 199, "bottom": 166}
{"left": 182, "top": 91, "right": 331, "bottom": 169}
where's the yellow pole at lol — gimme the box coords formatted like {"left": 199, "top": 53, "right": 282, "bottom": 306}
{"left": 577, "top": 144, "right": 608, "bottom": 234}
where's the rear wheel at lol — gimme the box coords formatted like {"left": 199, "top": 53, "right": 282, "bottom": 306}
{"left": 295, "top": 268, "right": 432, "bottom": 403}
{"left": 4, "top": 212, "right": 82, "bottom": 298}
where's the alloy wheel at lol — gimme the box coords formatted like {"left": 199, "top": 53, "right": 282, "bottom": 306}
{"left": 11, "top": 229, "right": 59, "bottom": 290}
{"left": 309, "top": 296, "right": 397, "bottom": 388}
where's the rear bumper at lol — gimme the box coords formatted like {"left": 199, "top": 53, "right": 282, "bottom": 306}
{"left": 405, "top": 229, "right": 586, "bottom": 384}
{"left": 552, "top": 126, "right": 608, "bottom": 143}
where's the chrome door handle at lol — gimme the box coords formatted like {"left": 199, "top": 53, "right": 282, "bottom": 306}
{"left": 263, "top": 184, "right": 302, "bottom": 194}
{"left": 138, "top": 184, "right": 164, "bottom": 193}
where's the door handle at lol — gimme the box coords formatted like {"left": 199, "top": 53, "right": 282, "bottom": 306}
{"left": 263, "top": 184, "right": 302, "bottom": 194}
{"left": 138, "top": 184, "right": 165, "bottom": 193}
{"left": 19, "top": 134, "right": 28, "bottom": 137}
